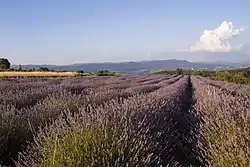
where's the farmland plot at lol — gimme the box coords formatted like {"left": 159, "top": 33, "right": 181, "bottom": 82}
{"left": 0, "top": 75, "right": 249, "bottom": 167}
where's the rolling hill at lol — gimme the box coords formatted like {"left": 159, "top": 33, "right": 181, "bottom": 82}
{"left": 12, "top": 59, "right": 242, "bottom": 74}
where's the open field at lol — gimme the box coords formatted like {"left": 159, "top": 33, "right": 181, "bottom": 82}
{"left": 0, "top": 75, "right": 249, "bottom": 167}
{"left": 0, "top": 71, "right": 80, "bottom": 77}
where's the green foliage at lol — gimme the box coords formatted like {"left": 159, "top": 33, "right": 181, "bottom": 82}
{"left": 7, "top": 68, "right": 15, "bottom": 71}
{"left": 212, "top": 71, "right": 250, "bottom": 84}
{"left": 243, "top": 67, "right": 250, "bottom": 78}
{"left": 18, "top": 64, "right": 22, "bottom": 71}
{"left": 74, "top": 70, "right": 86, "bottom": 77}
{"left": 191, "top": 70, "right": 211, "bottom": 77}
{"left": 0, "top": 58, "right": 10, "bottom": 70}
{"left": 96, "top": 70, "right": 116, "bottom": 76}
{"left": 176, "top": 68, "right": 184, "bottom": 75}
{"left": 39, "top": 67, "right": 50, "bottom": 72}
{"left": 154, "top": 68, "right": 211, "bottom": 77}
{"left": 76, "top": 70, "right": 84, "bottom": 74}
{"left": 154, "top": 68, "right": 186, "bottom": 75}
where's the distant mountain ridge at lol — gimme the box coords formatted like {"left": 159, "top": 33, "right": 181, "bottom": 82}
{"left": 12, "top": 59, "right": 245, "bottom": 74}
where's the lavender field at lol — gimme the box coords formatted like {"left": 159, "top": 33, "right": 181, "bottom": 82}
{"left": 0, "top": 75, "right": 249, "bottom": 167}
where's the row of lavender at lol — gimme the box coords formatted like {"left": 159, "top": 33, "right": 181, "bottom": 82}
{"left": 0, "top": 75, "right": 180, "bottom": 166}
{"left": 192, "top": 76, "right": 250, "bottom": 167}
{"left": 196, "top": 76, "right": 250, "bottom": 98}
{"left": 0, "top": 75, "right": 175, "bottom": 109}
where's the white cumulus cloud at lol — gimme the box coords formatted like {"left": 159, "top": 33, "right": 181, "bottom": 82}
{"left": 190, "top": 21, "right": 244, "bottom": 52}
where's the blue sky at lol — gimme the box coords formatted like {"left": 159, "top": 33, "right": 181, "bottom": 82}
{"left": 1, "top": 0, "right": 250, "bottom": 65}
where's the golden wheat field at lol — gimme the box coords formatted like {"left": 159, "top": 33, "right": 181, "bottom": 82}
{"left": 0, "top": 71, "right": 79, "bottom": 77}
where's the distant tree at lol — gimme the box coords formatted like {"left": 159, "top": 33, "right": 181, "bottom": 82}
{"left": 18, "top": 64, "right": 22, "bottom": 71}
{"left": 176, "top": 68, "right": 184, "bottom": 75}
{"left": 96, "top": 70, "right": 116, "bottom": 76}
{"left": 243, "top": 67, "right": 250, "bottom": 78}
{"left": 8, "top": 68, "right": 15, "bottom": 71}
{"left": 77, "top": 70, "right": 84, "bottom": 74}
{"left": 0, "top": 58, "right": 10, "bottom": 70}
{"left": 39, "top": 67, "right": 50, "bottom": 72}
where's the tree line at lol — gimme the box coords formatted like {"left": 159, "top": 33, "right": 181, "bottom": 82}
{"left": 0, "top": 58, "right": 118, "bottom": 76}
{"left": 0, "top": 58, "right": 52, "bottom": 72}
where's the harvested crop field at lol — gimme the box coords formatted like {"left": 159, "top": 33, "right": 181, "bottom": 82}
{"left": 0, "top": 75, "right": 249, "bottom": 167}
{"left": 0, "top": 71, "right": 79, "bottom": 77}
